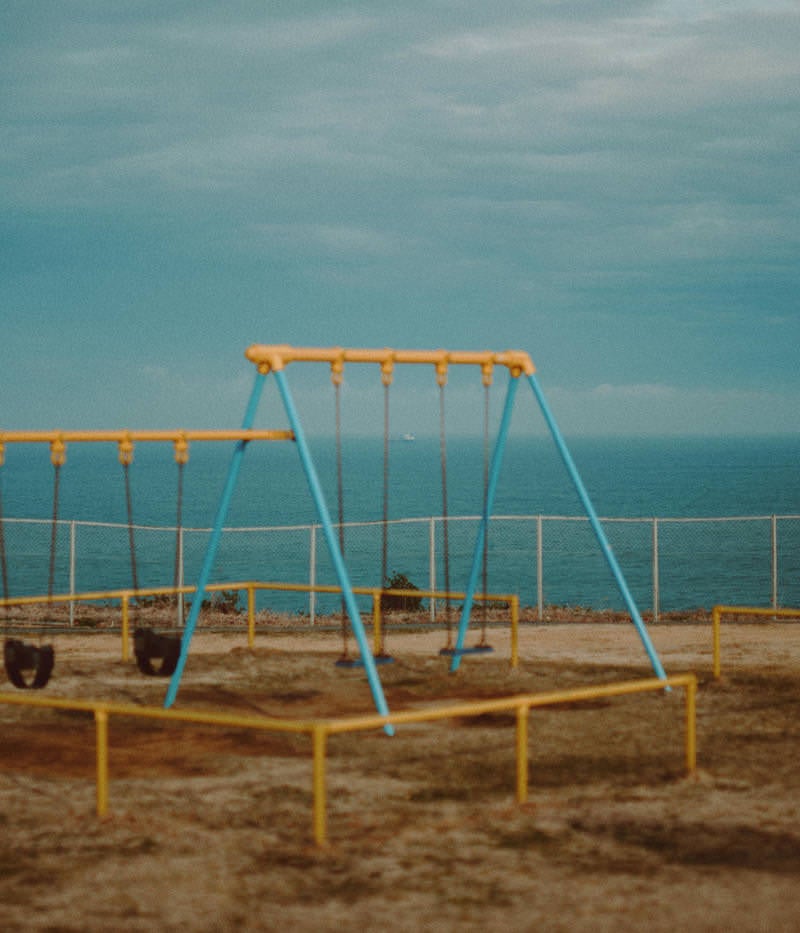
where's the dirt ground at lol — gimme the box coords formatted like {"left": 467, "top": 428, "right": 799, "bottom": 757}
{"left": 1, "top": 614, "right": 800, "bottom": 932}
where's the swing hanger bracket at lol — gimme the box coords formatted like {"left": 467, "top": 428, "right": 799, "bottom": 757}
{"left": 49, "top": 436, "right": 67, "bottom": 467}
{"left": 173, "top": 433, "right": 190, "bottom": 464}
{"left": 118, "top": 434, "right": 135, "bottom": 466}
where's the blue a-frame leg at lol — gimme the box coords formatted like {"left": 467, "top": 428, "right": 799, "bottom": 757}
{"left": 165, "top": 368, "right": 394, "bottom": 734}
{"left": 165, "top": 370, "right": 267, "bottom": 708}
{"left": 450, "top": 371, "right": 667, "bottom": 682}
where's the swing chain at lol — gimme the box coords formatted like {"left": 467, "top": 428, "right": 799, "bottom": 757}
{"left": 334, "top": 379, "right": 349, "bottom": 658}
{"left": 46, "top": 438, "right": 66, "bottom": 603}
{"left": 480, "top": 379, "right": 491, "bottom": 644}
{"left": 118, "top": 438, "right": 139, "bottom": 598}
{"left": 0, "top": 455, "right": 9, "bottom": 606}
{"left": 172, "top": 435, "right": 190, "bottom": 611}
{"left": 439, "top": 380, "right": 452, "bottom": 647}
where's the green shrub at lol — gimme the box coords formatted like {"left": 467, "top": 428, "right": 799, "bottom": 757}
{"left": 201, "top": 589, "right": 241, "bottom": 614}
{"left": 381, "top": 572, "right": 423, "bottom": 612}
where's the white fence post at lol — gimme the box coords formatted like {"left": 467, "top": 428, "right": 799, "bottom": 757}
{"left": 771, "top": 514, "right": 778, "bottom": 610}
{"left": 69, "top": 520, "right": 76, "bottom": 626}
{"left": 309, "top": 524, "right": 317, "bottom": 624}
{"left": 652, "top": 518, "right": 660, "bottom": 622}
{"left": 536, "top": 515, "right": 543, "bottom": 622}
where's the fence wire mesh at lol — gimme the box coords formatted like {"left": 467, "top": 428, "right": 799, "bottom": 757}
{"left": 2, "top": 513, "right": 799, "bottom": 621}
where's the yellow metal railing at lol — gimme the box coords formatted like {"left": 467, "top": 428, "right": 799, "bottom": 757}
{"left": 711, "top": 604, "right": 800, "bottom": 679}
{"left": 0, "top": 674, "right": 696, "bottom": 847}
{"left": 0, "top": 582, "right": 520, "bottom": 666}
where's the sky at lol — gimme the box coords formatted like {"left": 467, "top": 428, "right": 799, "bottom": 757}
{"left": 2, "top": 1, "right": 799, "bottom": 438}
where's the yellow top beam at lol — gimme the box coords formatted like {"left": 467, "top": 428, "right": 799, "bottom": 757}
{"left": 245, "top": 344, "right": 536, "bottom": 378}
{"left": 0, "top": 429, "right": 294, "bottom": 444}
{"left": 0, "top": 429, "right": 294, "bottom": 465}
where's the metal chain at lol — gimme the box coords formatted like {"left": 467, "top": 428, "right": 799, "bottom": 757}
{"left": 47, "top": 463, "right": 61, "bottom": 601}
{"left": 382, "top": 382, "right": 390, "bottom": 586}
{"left": 480, "top": 381, "right": 490, "bottom": 643}
{"left": 335, "top": 380, "right": 349, "bottom": 657}
{"left": 0, "top": 471, "right": 9, "bottom": 603}
{"left": 439, "top": 382, "right": 452, "bottom": 646}
{"left": 173, "top": 460, "right": 185, "bottom": 596}
{"left": 380, "top": 380, "right": 390, "bottom": 655}
{"left": 123, "top": 462, "right": 140, "bottom": 596}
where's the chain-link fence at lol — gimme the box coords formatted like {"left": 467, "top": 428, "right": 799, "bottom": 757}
{"left": 2, "top": 513, "right": 799, "bottom": 621}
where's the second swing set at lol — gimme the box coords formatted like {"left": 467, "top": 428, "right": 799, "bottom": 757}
{"left": 0, "top": 429, "right": 293, "bottom": 687}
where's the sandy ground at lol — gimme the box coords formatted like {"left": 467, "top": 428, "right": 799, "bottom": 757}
{"left": 1, "top": 617, "right": 800, "bottom": 932}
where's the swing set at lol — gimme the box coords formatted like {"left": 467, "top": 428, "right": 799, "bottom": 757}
{"left": 1, "top": 345, "right": 668, "bottom": 733}
{"left": 0, "top": 429, "right": 292, "bottom": 687}
{"left": 165, "top": 345, "right": 667, "bottom": 730}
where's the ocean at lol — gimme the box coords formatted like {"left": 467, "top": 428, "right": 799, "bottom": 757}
{"left": 2, "top": 434, "right": 800, "bottom": 614}
{"left": 5, "top": 434, "right": 800, "bottom": 524}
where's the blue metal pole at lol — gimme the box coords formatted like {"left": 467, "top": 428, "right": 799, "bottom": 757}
{"left": 164, "top": 370, "right": 267, "bottom": 708}
{"left": 273, "top": 369, "right": 394, "bottom": 735}
{"left": 450, "top": 375, "right": 520, "bottom": 672}
{"left": 527, "top": 372, "right": 667, "bottom": 681}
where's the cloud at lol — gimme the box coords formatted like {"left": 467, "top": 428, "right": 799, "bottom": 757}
{"left": 2, "top": 2, "right": 799, "bottom": 437}
{"left": 155, "top": 13, "right": 378, "bottom": 53}
{"left": 245, "top": 222, "right": 406, "bottom": 260}
{"left": 545, "top": 383, "right": 800, "bottom": 436}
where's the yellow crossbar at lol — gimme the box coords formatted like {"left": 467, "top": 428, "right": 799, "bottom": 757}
{"left": 0, "top": 429, "right": 293, "bottom": 444}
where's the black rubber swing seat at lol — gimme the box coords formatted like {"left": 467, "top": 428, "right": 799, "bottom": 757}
{"left": 133, "top": 627, "right": 181, "bottom": 677}
{"left": 3, "top": 638, "right": 55, "bottom": 689}
{"left": 335, "top": 654, "right": 395, "bottom": 668}
{"left": 438, "top": 644, "right": 495, "bottom": 657}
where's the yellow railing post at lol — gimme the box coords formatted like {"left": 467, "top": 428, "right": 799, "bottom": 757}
{"left": 121, "top": 594, "right": 130, "bottom": 662}
{"left": 95, "top": 708, "right": 109, "bottom": 818}
{"left": 515, "top": 704, "right": 529, "bottom": 803}
{"left": 247, "top": 585, "right": 256, "bottom": 649}
{"left": 312, "top": 725, "right": 328, "bottom": 847}
{"left": 686, "top": 675, "right": 697, "bottom": 775}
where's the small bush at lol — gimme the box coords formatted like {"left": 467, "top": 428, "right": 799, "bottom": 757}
{"left": 134, "top": 593, "right": 174, "bottom": 609}
{"left": 381, "top": 572, "right": 423, "bottom": 613}
{"left": 201, "top": 589, "right": 241, "bottom": 614}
